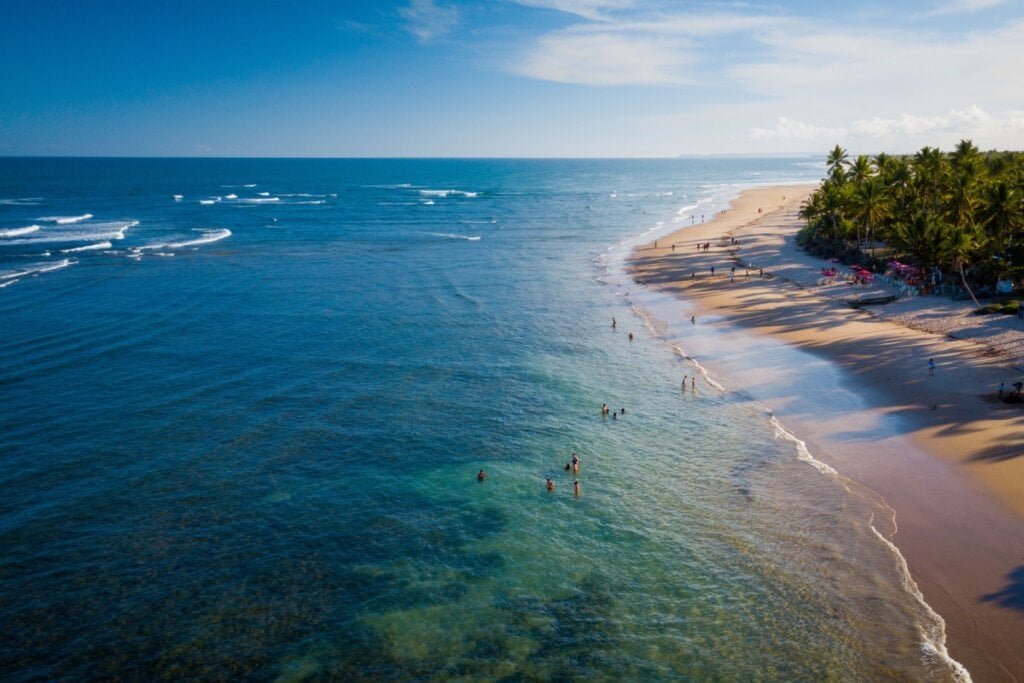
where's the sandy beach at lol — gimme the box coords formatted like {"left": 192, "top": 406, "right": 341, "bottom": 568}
{"left": 629, "top": 186, "right": 1024, "bottom": 681}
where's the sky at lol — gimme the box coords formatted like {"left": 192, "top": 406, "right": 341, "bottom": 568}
{"left": 1, "top": 0, "right": 1023, "bottom": 157}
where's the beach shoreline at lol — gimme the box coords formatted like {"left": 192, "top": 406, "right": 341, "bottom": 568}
{"left": 628, "top": 185, "right": 1024, "bottom": 681}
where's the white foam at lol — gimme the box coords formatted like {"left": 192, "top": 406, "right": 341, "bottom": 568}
{"left": 2, "top": 220, "right": 137, "bottom": 245}
{"left": 0, "top": 279, "right": 18, "bottom": 288}
{"left": 293, "top": 200, "right": 326, "bottom": 205}
{"left": 868, "top": 525, "right": 973, "bottom": 681}
{"left": 422, "top": 200, "right": 435, "bottom": 206}
{"left": 60, "top": 241, "right": 113, "bottom": 253}
{"left": 427, "top": 232, "right": 481, "bottom": 241}
{"left": 0, "top": 258, "right": 76, "bottom": 280}
{"left": 199, "top": 199, "right": 216, "bottom": 205}
{"left": 257, "top": 191, "right": 270, "bottom": 197}
{"left": 173, "top": 194, "right": 183, "bottom": 201}
{"left": 419, "top": 189, "right": 478, "bottom": 198}
{"left": 38, "top": 213, "right": 93, "bottom": 224}
{"left": 0, "top": 197, "right": 42, "bottom": 206}
{"left": 0, "top": 225, "right": 41, "bottom": 238}
{"left": 244, "top": 184, "right": 256, "bottom": 188}
{"left": 239, "top": 197, "right": 279, "bottom": 203}
{"left": 140, "top": 228, "right": 232, "bottom": 250}
{"left": 225, "top": 193, "right": 238, "bottom": 200}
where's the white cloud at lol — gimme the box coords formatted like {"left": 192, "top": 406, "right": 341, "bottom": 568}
{"left": 749, "top": 117, "right": 845, "bottom": 141}
{"left": 513, "top": 31, "right": 694, "bottom": 85}
{"left": 748, "top": 106, "right": 1024, "bottom": 144}
{"left": 400, "top": 0, "right": 459, "bottom": 43}
{"left": 925, "top": 0, "right": 1008, "bottom": 16}
{"left": 511, "top": 0, "right": 636, "bottom": 21}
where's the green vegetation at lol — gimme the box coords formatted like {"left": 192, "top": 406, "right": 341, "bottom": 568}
{"left": 798, "top": 141, "right": 1024, "bottom": 308}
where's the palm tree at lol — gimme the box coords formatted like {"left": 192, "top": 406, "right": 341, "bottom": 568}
{"left": 848, "top": 155, "right": 874, "bottom": 184}
{"left": 943, "top": 223, "right": 985, "bottom": 309}
{"left": 891, "top": 212, "right": 947, "bottom": 276}
{"left": 851, "top": 176, "right": 890, "bottom": 255}
{"left": 826, "top": 145, "right": 848, "bottom": 181}
{"left": 979, "top": 181, "right": 1023, "bottom": 249}
{"left": 950, "top": 139, "right": 982, "bottom": 175}
{"left": 912, "top": 146, "right": 947, "bottom": 215}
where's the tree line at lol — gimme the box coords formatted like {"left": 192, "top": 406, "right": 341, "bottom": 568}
{"left": 797, "top": 141, "right": 1024, "bottom": 307}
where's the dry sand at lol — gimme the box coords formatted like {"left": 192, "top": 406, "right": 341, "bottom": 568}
{"left": 629, "top": 186, "right": 1024, "bottom": 682}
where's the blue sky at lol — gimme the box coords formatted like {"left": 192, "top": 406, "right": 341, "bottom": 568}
{"left": 2, "top": 0, "right": 1022, "bottom": 156}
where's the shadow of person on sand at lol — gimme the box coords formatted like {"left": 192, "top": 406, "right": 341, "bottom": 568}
{"left": 980, "top": 566, "right": 1024, "bottom": 611}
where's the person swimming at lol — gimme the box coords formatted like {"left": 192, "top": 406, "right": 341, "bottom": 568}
{"left": 477, "top": 469, "right": 486, "bottom": 481}
{"left": 546, "top": 478, "right": 555, "bottom": 491}
{"left": 601, "top": 403, "right": 609, "bottom": 414}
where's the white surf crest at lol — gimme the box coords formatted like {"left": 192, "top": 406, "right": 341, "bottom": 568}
{"left": 38, "top": 213, "right": 93, "bottom": 224}
{"left": 0, "top": 225, "right": 41, "bottom": 238}
{"left": 427, "top": 232, "right": 481, "bottom": 241}
{"left": 60, "top": 241, "right": 113, "bottom": 253}
{"left": 140, "top": 228, "right": 232, "bottom": 251}
{"left": 0, "top": 258, "right": 76, "bottom": 281}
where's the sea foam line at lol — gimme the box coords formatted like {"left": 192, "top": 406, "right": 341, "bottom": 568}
{"left": 60, "top": 241, "right": 113, "bottom": 253}
{"left": 1, "top": 220, "right": 137, "bottom": 245}
{"left": 0, "top": 259, "right": 76, "bottom": 281}
{"left": 140, "top": 228, "right": 232, "bottom": 250}
{"left": 426, "top": 232, "right": 481, "bottom": 241}
{"left": 419, "top": 189, "right": 478, "bottom": 198}
{"left": 0, "top": 225, "right": 41, "bottom": 238}
{"left": 38, "top": 213, "right": 93, "bottom": 224}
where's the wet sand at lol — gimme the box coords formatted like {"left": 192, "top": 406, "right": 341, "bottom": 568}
{"left": 629, "top": 186, "right": 1024, "bottom": 681}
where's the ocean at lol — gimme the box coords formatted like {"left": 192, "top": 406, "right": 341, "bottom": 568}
{"left": 0, "top": 158, "right": 964, "bottom": 680}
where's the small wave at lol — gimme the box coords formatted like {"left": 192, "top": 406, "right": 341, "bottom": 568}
{"left": 0, "top": 225, "right": 41, "bottom": 238}
{"left": 427, "top": 232, "right": 481, "bottom": 241}
{"left": 153, "top": 252, "right": 175, "bottom": 257}
{"left": 38, "top": 213, "right": 93, "bottom": 224}
{"left": 60, "top": 241, "right": 113, "bottom": 253}
{"left": 199, "top": 199, "right": 217, "bottom": 205}
{"left": 419, "top": 189, "right": 478, "bottom": 198}
{"left": 280, "top": 193, "right": 326, "bottom": 198}
{"left": 239, "top": 197, "right": 279, "bottom": 203}
{"left": 173, "top": 194, "right": 183, "bottom": 201}
{"left": 140, "top": 228, "right": 232, "bottom": 250}
{"left": 257, "top": 191, "right": 270, "bottom": 197}
{"left": 244, "top": 183, "right": 257, "bottom": 188}
{"left": 293, "top": 200, "right": 326, "bottom": 205}
{"left": 2, "top": 220, "right": 137, "bottom": 245}
{"left": 225, "top": 193, "right": 238, "bottom": 200}
{"left": 0, "top": 258, "right": 76, "bottom": 281}
{"left": 0, "top": 197, "right": 43, "bottom": 206}
{"left": 0, "top": 279, "right": 18, "bottom": 288}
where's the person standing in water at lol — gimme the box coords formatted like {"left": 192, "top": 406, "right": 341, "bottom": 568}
{"left": 477, "top": 469, "right": 486, "bottom": 481}
{"left": 574, "top": 481, "right": 581, "bottom": 497}
{"left": 546, "top": 478, "right": 555, "bottom": 491}
{"left": 611, "top": 317, "right": 616, "bottom": 329}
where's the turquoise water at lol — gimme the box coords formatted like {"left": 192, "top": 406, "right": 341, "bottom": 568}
{"left": 0, "top": 158, "right": 961, "bottom": 680}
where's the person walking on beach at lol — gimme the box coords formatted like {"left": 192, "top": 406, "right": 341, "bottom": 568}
{"left": 928, "top": 358, "right": 936, "bottom": 376}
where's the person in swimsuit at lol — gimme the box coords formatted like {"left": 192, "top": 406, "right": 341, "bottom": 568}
{"left": 477, "top": 469, "right": 486, "bottom": 481}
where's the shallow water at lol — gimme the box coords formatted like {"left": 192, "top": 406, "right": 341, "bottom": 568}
{"left": 0, "top": 158, "right": 964, "bottom": 680}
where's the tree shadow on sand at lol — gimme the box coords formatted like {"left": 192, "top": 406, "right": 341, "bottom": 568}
{"left": 980, "top": 566, "right": 1024, "bottom": 611}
